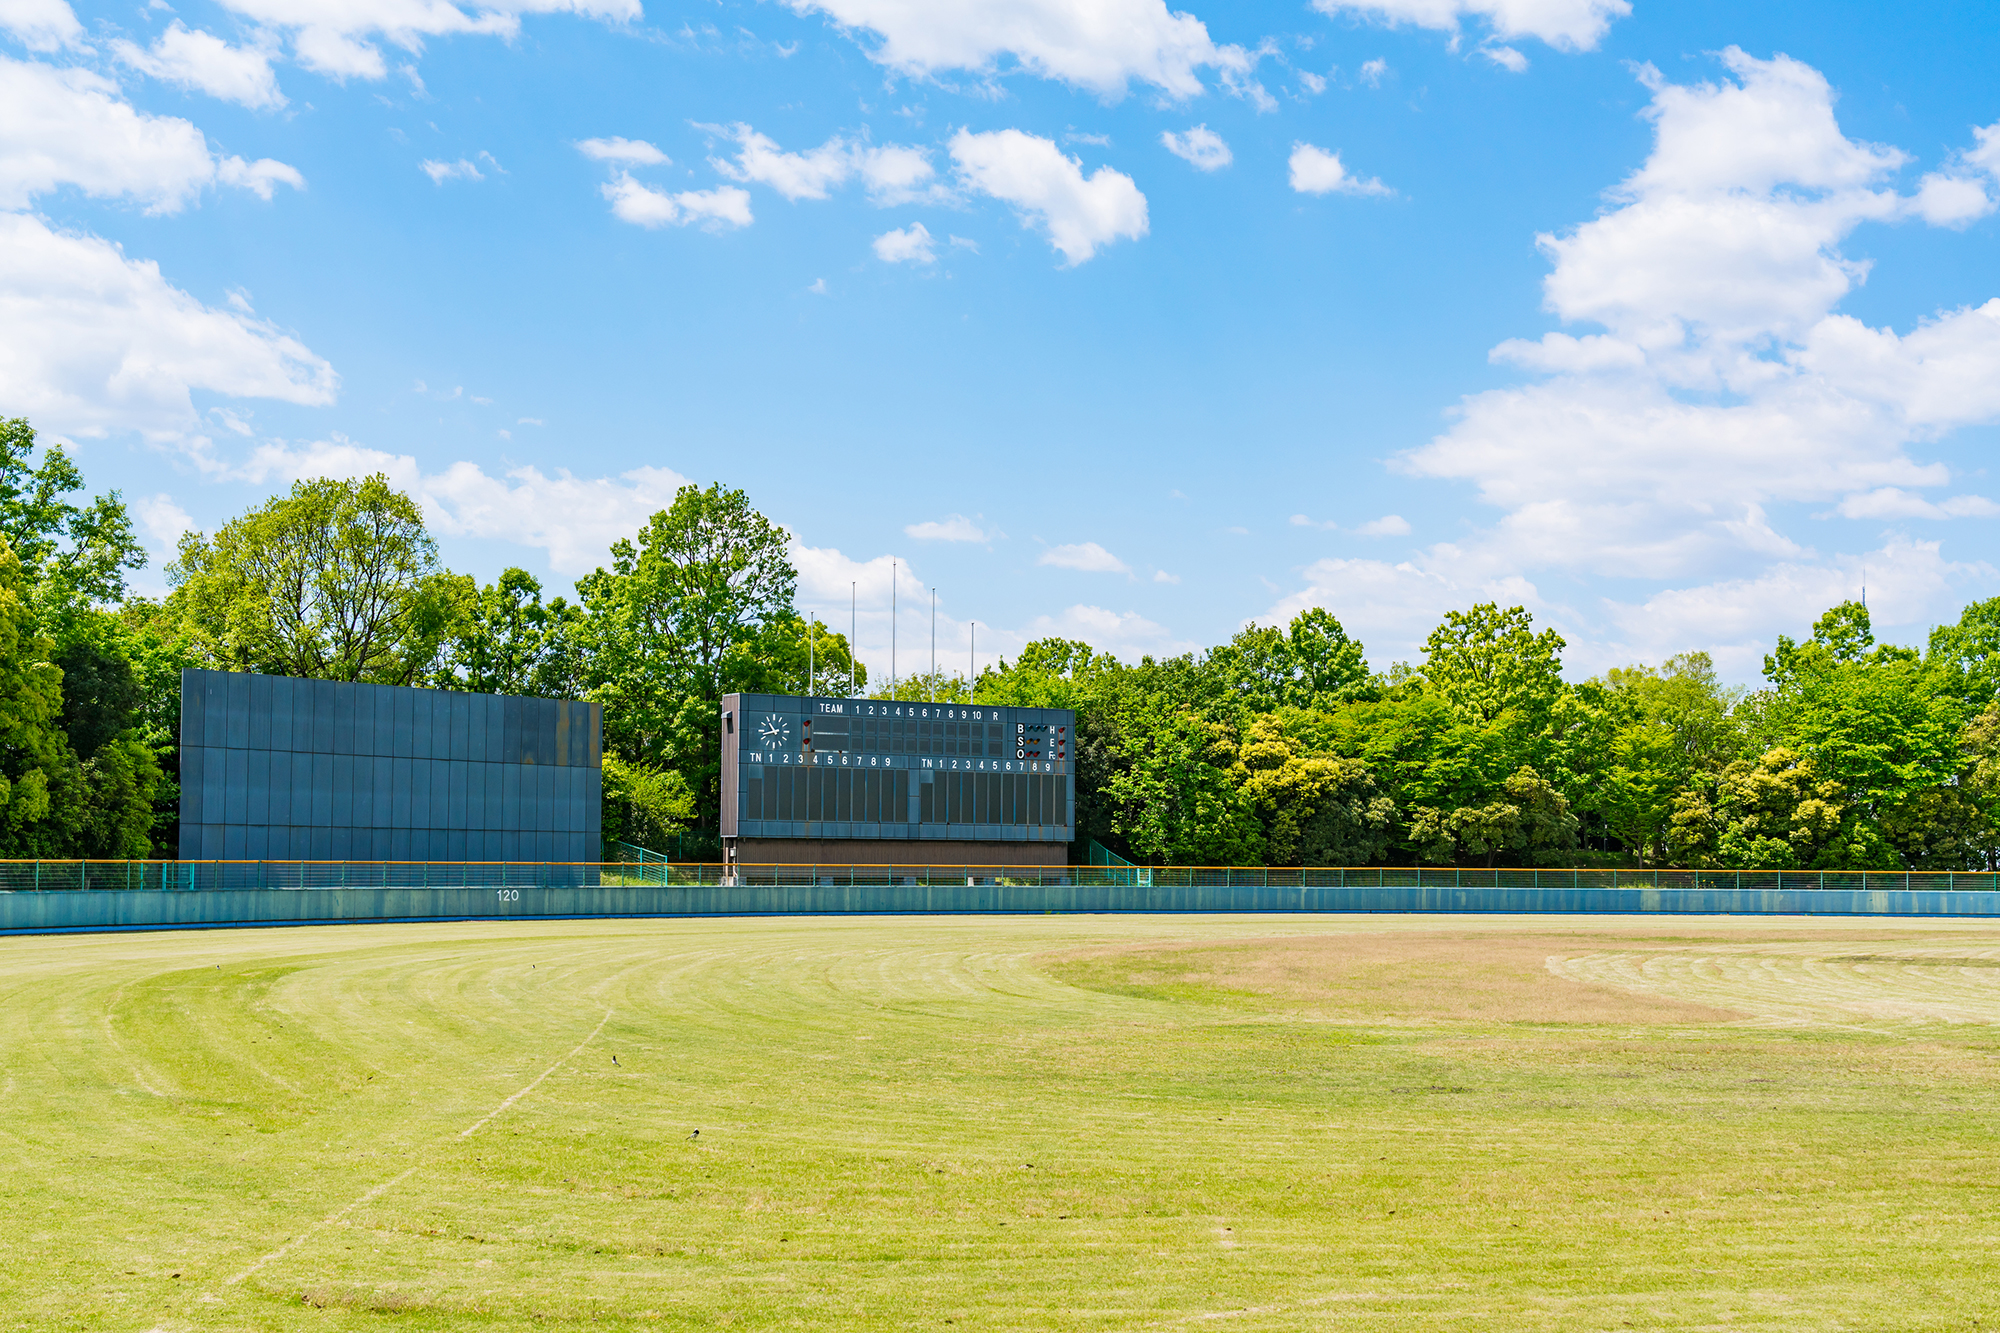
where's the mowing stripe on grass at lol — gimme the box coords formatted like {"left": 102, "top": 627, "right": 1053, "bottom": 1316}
{"left": 220, "top": 1005, "right": 613, "bottom": 1289}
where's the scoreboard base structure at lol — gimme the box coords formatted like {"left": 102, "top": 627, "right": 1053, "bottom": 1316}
{"left": 723, "top": 837, "right": 1067, "bottom": 871}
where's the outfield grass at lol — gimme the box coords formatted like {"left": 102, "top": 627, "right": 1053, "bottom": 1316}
{"left": 4, "top": 913, "right": 2000, "bottom": 1330}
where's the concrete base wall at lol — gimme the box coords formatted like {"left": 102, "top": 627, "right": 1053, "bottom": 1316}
{"left": 7, "top": 880, "right": 2000, "bottom": 934}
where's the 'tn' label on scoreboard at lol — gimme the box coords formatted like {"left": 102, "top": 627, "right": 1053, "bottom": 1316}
{"left": 719, "top": 693, "right": 1075, "bottom": 844}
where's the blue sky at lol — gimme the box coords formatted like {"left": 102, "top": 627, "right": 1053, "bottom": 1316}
{"left": 6, "top": 0, "right": 2000, "bottom": 683}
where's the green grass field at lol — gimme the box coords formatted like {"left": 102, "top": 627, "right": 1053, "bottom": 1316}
{"left": 6, "top": 913, "right": 2000, "bottom": 1331}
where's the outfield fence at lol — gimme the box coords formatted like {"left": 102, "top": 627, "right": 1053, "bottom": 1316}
{"left": 6, "top": 861, "right": 2000, "bottom": 893}
{"left": 7, "top": 861, "right": 2000, "bottom": 933}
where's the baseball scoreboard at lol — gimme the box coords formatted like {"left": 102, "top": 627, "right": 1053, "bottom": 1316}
{"left": 720, "top": 692, "right": 1075, "bottom": 863}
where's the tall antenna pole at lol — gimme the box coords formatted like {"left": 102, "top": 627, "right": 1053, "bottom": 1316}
{"left": 891, "top": 559, "right": 897, "bottom": 699}
{"left": 808, "top": 614, "right": 815, "bottom": 697}
{"left": 930, "top": 588, "right": 936, "bottom": 703}
{"left": 850, "top": 582, "right": 856, "bottom": 697}
{"left": 969, "top": 622, "right": 976, "bottom": 706}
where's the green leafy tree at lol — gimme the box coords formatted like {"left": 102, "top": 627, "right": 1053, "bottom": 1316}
{"left": 0, "top": 536, "right": 64, "bottom": 850}
{"left": 1103, "top": 704, "right": 1262, "bottom": 866}
{"left": 1667, "top": 747, "right": 1853, "bottom": 869}
{"left": 600, "top": 755, "right": 696, "bottom": 854}
{"left": 1419, "top": 603, "right": 1567, "bottom": 730}
{"left": 0, "top": 418, "right": 146, "bottom": 644}
{"left": 168, "top": 474, "right": 467, "bottom": 684}
{"left": 1407, "top": 766, "right": 1577, "bottom": 866}
{"left": 441, "top": 567, "right": 583, "bottom": 698}
{"left": 1232, "top": 713, "right": 1393, "bottom": 866}
{"left": 1761, "top": 602, "right": 1963, "bottom": 863}
{"left": 576, "top": 483, "right": 798, "bottom": 827}
{"left": 1204, "top": 608, "right": 1373, "bottom": 716}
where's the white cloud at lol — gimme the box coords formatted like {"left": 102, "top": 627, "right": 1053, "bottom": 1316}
{"left": 576, "top": 136, "right": 668, "bottom": 166}
{"left": 807, "top": 277, "right": 828, "bottom": 295}
{"left": 1288, "top": 142, "right": 1391, "bottom": 197}
{"left": 0, "top": 212, "right": 336, "bottom": 439}
{"left": 238, "top": 436, "right": 694, "bottom": 574}
{"left": 873, "top": 222, "right": 936, "bottom": 264}
{"left": 1289, "top": 512, "right": 1410, "bottom": 535}
{"left": 1160, "top": 124, "right": 1231, "bottom": 171}
{"left": 0, "top": 0, "right": 82, "bottom": 51}
{"left": 1316, "top": 0, "right": 1630, "bottom": 53}
{"left": 216, "top": 155, "right": 304, "bottom": 198}
{"left": 600, "top": 173, "right": 752, "bottom": 230}
{"left": 135, "top": 492, "right": 195, "bottom": 547}
{"left": 1038, "top": 540, "right": 1129, "bottom": 573}
{"left": 420, "top": 158, "right": 483, "bottom": 184}
{"left": 1312, "top": 50, "right": 2000, "bottom": 674}
{"left": 1399, "top": 52, "right": 2000, "bottom": 587}
{"left": 784, "top": 0, "right": 1262, "bottom": 102}
{"left": 1262, "top": 557, "right": 1496, "bottom": 667}
{"left": 1833, "top": 488, "right": 2000, "bottom": 521}
{"left": 948, "top": 128, "right": 1147, "bottom": 266}
{"left": 1298, "top": 70, "right": 1325, "bottom": 95}
{"left": 1599, "top": 536, "right": 1993, "bottom": 679}
{"left": 0, "top": 56, "right": 303, "bottom": 212}
{"left": 708, "top": 123, "right": 853, "bottom": 200}
{"left": 904, "top": 513, "right": 992, "bottom": 541}
{"left": 211, "top": 0, "right": 641, "bottom": 81}
{"left": 1153, "top": 569, "right": 1179, "bottom": 584}
{"left": 702, "top": 123, "right": 942, "bottom": 205}
{"left": 1907, "top": 121, "right": 2000, "bottom": 228}
{"left": 1359, "top": 57, "right": 1387, "bottom": 85}
{"left": 1479, "top": 43, "right": 1526, "bottom": 72}
{"left": 1355, "top": 514, "right": 1412, "bottom": 536}
{"left": 112, "top": 23, "right": 285, "bottom": 109}
{"left": 1019, "top": 603, "right": 1198, "bottom": 659}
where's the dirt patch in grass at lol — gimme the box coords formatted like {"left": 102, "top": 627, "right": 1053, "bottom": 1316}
{"left": 1042, "top": 931, "right": 1752, "bottom": 1024}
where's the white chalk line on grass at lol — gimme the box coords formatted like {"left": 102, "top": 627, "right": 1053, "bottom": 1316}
{"left": 220, "top": 1006, "right": 613, "bottom": 1290}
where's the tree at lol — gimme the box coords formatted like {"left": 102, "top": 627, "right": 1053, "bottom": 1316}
{"left": 1232, "top": 713, "right": 1393, "bottom": 866}
{"left": 1407, "top": 766, "right": 1577, "bottom": 866}
{"left": 1760, "top": 602, "right": 1963, "bottom": 864}
{"left": 1419, "top": 604, "right": 1567, "bottom": 729}
{"left": 1667, "top": 747, "right": 1852, "bottom": 869}
{"left": 0, "top": 417, "right": 146, "bottom": 644}
{"left": 1103, "top": 703, "right": 1262, "bottom": 866}
{"left": 0, "top": 536, "right": 64, "bottom": 851}
{"left": 441, "top": 567, "right": 582, "bottom": 698}
{"left": 1926, "top": 595, "right": 2000, "bottom": 713}
{"left": 1202, "top": 609, "right": 1372, "bottom": 718}
{"left": 576, "top": 483, "right": 797, "bottom": 827}
{"left": 167, "top": 474, "right": 466, "bottom": 684}
{"left": 600, "top": 755, "right": 696, "bottom": 854}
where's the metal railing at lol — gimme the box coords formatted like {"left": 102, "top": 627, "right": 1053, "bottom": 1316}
{"left": 4, "top": 862, "right": 2000, "bottom": 893}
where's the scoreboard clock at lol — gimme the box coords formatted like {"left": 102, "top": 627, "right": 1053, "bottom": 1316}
{"left": 720, "top": 692, "right": 1075, "bottom": 852}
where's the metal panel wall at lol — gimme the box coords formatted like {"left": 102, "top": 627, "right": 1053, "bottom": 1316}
{"left": 178, "top": 670, "right": 603, "bottom": 862}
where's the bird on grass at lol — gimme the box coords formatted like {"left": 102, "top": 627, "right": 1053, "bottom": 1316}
{"left": 611, "top": 1055, "right": 619, "bottom": 1065}
{"left": 688, "top": 1129, "right": 699, "bottom": 1140}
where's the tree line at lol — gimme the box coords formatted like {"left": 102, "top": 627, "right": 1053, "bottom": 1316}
{"left": 6, "top": 413, "right": 1998, "bottom": 870}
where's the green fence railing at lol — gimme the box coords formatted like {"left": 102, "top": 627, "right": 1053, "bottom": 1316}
{"left": 7, "top": 862, "right": 2000, "bottom": 894}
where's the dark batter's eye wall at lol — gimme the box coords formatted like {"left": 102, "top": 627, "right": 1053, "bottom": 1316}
{"left": 178, "top": 669, "right": 603, "bottom": 862}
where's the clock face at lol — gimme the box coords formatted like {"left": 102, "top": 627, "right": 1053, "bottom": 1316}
{"left": 758, "top": 714, "right": 791, "bottom": 749}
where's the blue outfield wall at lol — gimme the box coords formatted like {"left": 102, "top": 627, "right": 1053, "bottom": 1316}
{"left": 6, "top": 862, "right": 2000, "bottom": 933}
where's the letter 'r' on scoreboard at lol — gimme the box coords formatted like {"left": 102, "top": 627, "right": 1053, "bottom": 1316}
{"left": 718, "top": 693, "right": 1075, "bottom": 870}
